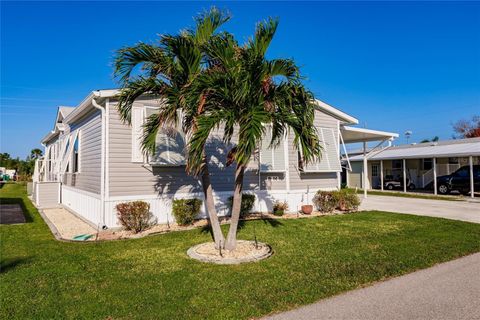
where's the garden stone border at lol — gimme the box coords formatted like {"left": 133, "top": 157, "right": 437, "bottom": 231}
{"left": 187, "top": 240, "right": 273, "bottom": 265}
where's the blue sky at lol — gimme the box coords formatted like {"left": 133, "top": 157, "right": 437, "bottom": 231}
{"left": 1, "top": 1, "right": 479, "bottom": 158}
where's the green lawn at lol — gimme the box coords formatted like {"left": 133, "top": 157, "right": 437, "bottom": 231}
{"left": 1, "top": 183, "right": 480, "bottom": 319}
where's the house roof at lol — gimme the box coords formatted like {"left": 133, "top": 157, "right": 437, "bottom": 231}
{"left": 341, "top": 126, "right": 399, "bottom": 143}
{"left": 314, "top": 99, "right": 358, "bottom": 125}
{"left": 349, "top": 137, "right": 480, "bottom": 161}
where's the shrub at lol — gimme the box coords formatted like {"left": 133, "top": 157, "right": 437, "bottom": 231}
{"left": 336, "top": 189, "right": 361, "bottom": 212}
{"left": 172, "top": 198, "right": 203, "bottom": 226}
{"left": 313, "top": 189, "right": 361, "bottom": 213}
{"left": 272, "top": 200, "right": 288, "bottom": 216}
{"left": 228, "top": 194, "right": 256, "bottom": 217}
{"left": 313, "top": 191, "right": 337, "bottom": 213}
{"left": 116, "top": 201, "right": 154, "bottom": 233}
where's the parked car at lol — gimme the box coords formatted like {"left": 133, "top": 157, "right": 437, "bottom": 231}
{"left": 384, "top": 174, "right": 416, "bottom": 191}
{"left": 437, "top": 165, "right": 480, "bottom": 195}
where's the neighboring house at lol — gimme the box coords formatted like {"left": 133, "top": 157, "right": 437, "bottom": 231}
{"left": 33, "top": 89, "right": 397, "bottom": 229}
{"left": 0, "top": 167, "right": 16, "bottom": 180}
{"left": 346, "top": 138, "right": 480, "bottom": 197}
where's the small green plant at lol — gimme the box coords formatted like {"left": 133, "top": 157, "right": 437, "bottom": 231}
{"left": 272, "top": 200, "right": 288, "bottom": 216}
{"left": 313, "top": 191, "right": 337, "bottom": 213}
{"left": 116, "top": 201, "right": 155, "bottom": 233}
{"left": 172, "top": 198, "right": 203, "bottom": 226}
{"left": 228, "top": 194, "right": 256, "bottom": 217}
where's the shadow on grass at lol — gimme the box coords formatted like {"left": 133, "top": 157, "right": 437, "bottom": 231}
{"left": 200, "top": 216, "right": 284, "bottom": 241}
{"left": 0, "top": 257, "right": 32, "bottom": 274}
{"left": 0, "top": 197, "right": 33, "bottom": 223}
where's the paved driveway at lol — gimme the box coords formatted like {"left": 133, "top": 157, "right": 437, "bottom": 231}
{"left": 359, "top": 195, "right": 480, "bottom": 223}
{"left": 264, "top": 252, "right": 480, "bottom": 320}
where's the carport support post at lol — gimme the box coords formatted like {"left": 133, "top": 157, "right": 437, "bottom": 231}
{"left": 470, "top": 156, "right": 474, "bottom": 198}
{"left": 433, "top": 157, "right": 437, "bottom": 195}
{"left": 403, "top": 159, "right": 407, "bottom": 193}
{"left": 363, "top": 142, "right": 368, "bottom": 198}
{"left": 380, "top": 160, "right": 384, "bottom": 191}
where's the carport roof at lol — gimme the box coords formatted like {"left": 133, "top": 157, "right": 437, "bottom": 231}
{"left": 349, "top": 137, "right": 480, "bottom": 161}
{"left": 341, "top": 126, "right": 399, "bottom": 143}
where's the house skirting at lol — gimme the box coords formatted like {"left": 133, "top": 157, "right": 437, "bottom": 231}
{"left": 58, "top": 186, "right": 336, "bottom": 229}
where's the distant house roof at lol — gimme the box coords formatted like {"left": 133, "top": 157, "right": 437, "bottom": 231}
{"left": 349, "top": 137, "right": 480, "bottom": 161}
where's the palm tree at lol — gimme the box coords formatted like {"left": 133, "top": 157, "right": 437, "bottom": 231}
{"left": 188, "top": 18, "right": 322, "bottom": 250}
{"left": 30, "top": 148, "right": 43, "bottom": 160}
{"left": 114, "top": 8, "right": 230, "bottom": 248}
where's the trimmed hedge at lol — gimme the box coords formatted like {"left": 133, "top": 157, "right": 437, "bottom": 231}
{"left": 116, "top": 201, "right": 155, "bottom": 233}
{"left": 172, "top": 198, "right": 203, "bottom": 226}
{"left": 228, "top": 194, "right": 256, "bottom": 217}
{"left": 313, "top": 189, "right": 361, "bottom": 213}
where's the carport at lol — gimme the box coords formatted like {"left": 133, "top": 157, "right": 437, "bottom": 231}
{"left": 346, "top": 138, "right": 480, "bottom": 198}
{"left": 341, "top": 126, "right": 399, "bottom": 198}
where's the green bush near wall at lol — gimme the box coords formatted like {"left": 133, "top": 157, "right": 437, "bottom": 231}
{"left": 172, "top": 198, "right": 203, "bottom": 226}
{"left": 228, "top": 194, "right": 256, "bottom": 217}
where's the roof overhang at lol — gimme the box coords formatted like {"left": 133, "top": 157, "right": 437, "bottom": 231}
{"left": 41, "top": 130, "right": 60, "bottom": 145}
{"left": 63, "top": 89, "right": 120, "bottom": 124}
{"left": 341, "top": 126, "right": 399, "bottom": 143}
{"left": 315, "top": 100, "right": 359, "bottom": 125}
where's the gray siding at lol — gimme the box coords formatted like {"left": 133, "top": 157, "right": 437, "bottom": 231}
{"left": 107, "top": 99, "right": 339, "bottom": 197}
{"left": 63, "top": 109, "right": 102, "bottom": 194}
{"left": 288, "top": 110, "right": 339, "bottom": 190}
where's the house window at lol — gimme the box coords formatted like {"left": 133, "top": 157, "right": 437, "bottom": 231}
{"left": 371, "top": 164, "right": 379, "bottom": 177}
{"left": 72, "top": 134, "right": 80, "bottom": 173}
{"left": 449, "top": 157, "right": 459, "bottom": 164}
{"left": 144, "top": 106, "right": 186, "bottom": 166}
{"left": 392, "top": 160, "right": 403, "bottom": 169}
{"left": 422, "top": 158, "right": 433, "bottom": 171}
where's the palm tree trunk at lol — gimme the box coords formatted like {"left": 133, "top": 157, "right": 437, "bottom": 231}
{"left": 224, "top": 163, "right": 245, "bottom": 251}
{"left": 200, "top": 156, "right": 225, "bottom": 248}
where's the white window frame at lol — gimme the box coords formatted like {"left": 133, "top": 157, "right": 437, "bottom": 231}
{"left": 300, "top": 127, "right": 341, "bottom": 173}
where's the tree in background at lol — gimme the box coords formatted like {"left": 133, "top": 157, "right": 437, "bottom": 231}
{"left": 453, "top": 115, "right": 480, "bottom": 138}
{"left": 30, "top": 148, "right": 43, "bottom": 160}
{"left": 420, "top": 136, "right": 439, "bottom": 143}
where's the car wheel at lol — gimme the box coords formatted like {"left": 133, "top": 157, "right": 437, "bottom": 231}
{"left": 438, "top": 184, "right": 449, "bottom": 195}
{"left": 386, "top": 184, "right": 394, "bottom": 190}
{"left": 408, "top": 184, "right": 416, "bottom": 190}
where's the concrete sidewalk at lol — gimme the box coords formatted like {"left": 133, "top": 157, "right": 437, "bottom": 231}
{"left": 264, "top": 252, "right": 480, "bottom": 320}
{"left": 359, "top": 195, "right": 480, "bottom": 223}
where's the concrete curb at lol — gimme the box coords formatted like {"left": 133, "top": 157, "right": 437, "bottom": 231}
{"left": 187, "top": 240, "right": 273, "bottom": 265}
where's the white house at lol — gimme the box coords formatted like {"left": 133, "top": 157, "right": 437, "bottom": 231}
{"left": 33, "top": 89, "right": 397, "bottom": 229}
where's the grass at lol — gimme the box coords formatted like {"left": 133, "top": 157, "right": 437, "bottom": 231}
{"left": 1, "top": 183, "right": 480, "bottom": 319}
{"left": 349, "top": 188, "right": 464, "bottom": 201}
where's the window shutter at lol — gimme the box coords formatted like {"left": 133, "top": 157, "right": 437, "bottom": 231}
{"left": 302, "top": 127, "right": 341, "bottom": 172}
{"left": 259, "top": 126, "right": 286, "bottom": 172}
{"left": 131, "top": 107, "right": 144, "bottom": 162}
{"left": 144, "top": 107, "right": 186, "bottom": 166}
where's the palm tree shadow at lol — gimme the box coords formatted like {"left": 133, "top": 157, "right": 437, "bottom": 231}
{"left": 0, "top": 257, "right": 32, "bottom": 274}
{"left": 200, "top": 216, "right": 283, "bottom": 241}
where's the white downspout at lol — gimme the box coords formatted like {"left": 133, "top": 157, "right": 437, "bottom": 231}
{"left": 92, "top": 95, "right": 107, "bottom": 228}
